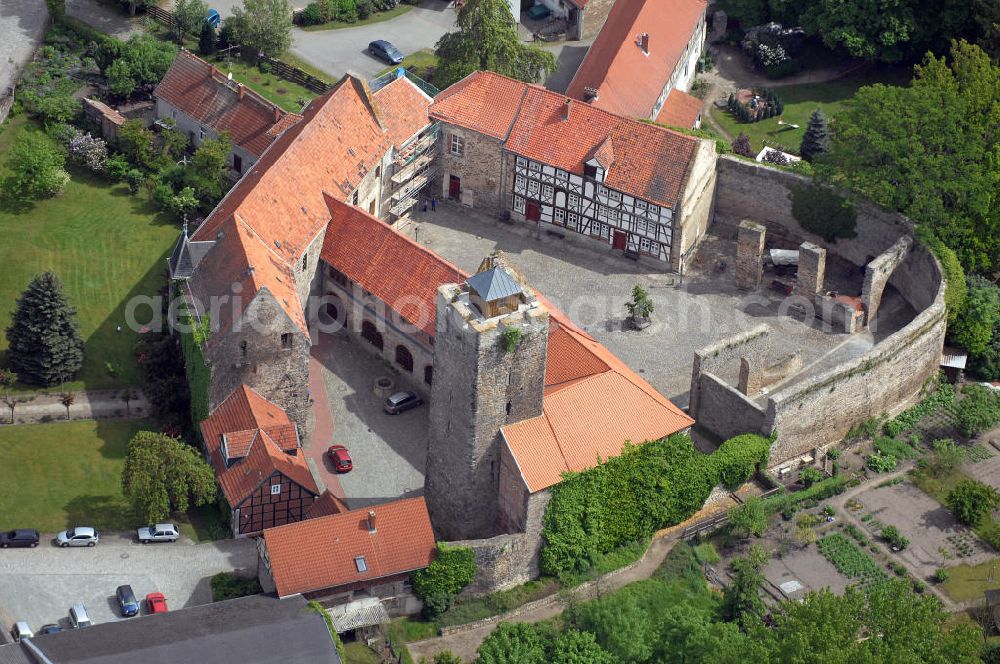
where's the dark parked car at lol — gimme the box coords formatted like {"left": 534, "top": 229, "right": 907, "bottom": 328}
{"left": 116, "top": 585, "right": 140, "bottom": 617}
{"left": 383, "top": 391, "right": 423, "bottom": 415}
{"left": 326, "top": 444, "right": 353, "bottom": 473}
{"left": 0, "top": 529, "right": 40, "bottom": 548}
{"left": 368, "top": 40, "right": 404, "bottom": 64}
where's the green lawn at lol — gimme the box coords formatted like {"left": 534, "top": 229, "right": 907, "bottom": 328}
{"left": 217, "top": 59, "right": 316, "bottom": 113}
{"left": 301, "top": 3, "right": 414, "bottom": 31}
{"left": 344, "top": 642, "right": 380, "bottom": 664}
{"left": 0, "top": 419, "right": 152, "bottom": 532}
{"left": 940, "top": 559, "right": 1000, "bottom": 603}
{"left": 709, "top": 68, "right": 911, "bottom": 155}
{"left": 0, "top": 118, "right": 180, "bottom": 391}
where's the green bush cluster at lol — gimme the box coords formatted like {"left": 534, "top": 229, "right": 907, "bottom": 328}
{"left": 789, "top": 184, "right": 858, "bottom": 242}
{"left": 178, "top": 310, "right": 211, "bottom": 423}
{"left": 540, "top": 432, "right": 772, "bottom": 577}
{"left": 873, "top": 436, "right": 918, "bottom": 460}
{"left": 210, "top": 572, "right": 262, "bottom": 601}
{"left": 883, "top": 378, "right": 955, "bottom": 437}
{"left": 412, "top": 543, "right": 476, "bottom": 619}
{"left": 951, "top": 384, "right": 1000, "bottom": 437}
{"left": 762, "top": 474, "right": 850, "bottom": 517}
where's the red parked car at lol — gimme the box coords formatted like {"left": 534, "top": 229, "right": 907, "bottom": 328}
{"left": 146, "top": 592, "right": 168, "bottom": 614}
{"left": 326, "top": 445, "right": 353, "bottom": 473}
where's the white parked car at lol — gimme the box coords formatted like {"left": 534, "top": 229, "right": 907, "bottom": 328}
{"left": 55, "top": 527, "right": 99, "bottom": 547}
{"left": 137, "top": 523, "right": 180, "bottom": 543}
{"left": 11, "top": 621, "right": 33, "bottom": 641}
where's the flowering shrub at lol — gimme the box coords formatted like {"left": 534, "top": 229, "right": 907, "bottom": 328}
{"left": 68, "top": 132, "right": 108, "bottom": 172}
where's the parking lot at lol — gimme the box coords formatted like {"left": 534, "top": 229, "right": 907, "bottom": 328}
{"left": 0, "top": 533, "right": 256, "bottom": 633}
{"left": 312, "top": 332, "right": 429, "bottom": 510}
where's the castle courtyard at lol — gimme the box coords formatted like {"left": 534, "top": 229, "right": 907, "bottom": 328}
{"left": 403, "top": 202, "right": 915, "bottom": 409}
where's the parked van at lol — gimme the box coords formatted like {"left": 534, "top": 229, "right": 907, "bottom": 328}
{"left": 69, "top": 604, "right": 92, "bottom": 628}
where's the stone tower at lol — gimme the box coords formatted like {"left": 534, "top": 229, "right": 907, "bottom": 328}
{"left": 425, "top": 260, "right": 549, "bottom": 540}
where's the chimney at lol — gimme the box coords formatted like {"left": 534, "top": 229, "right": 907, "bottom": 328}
{"left": 238, "top": 83, "right": 245, "bottom": 100}
{"left": 583, "top": 86, "right": 599, "bottom": 102}
{"left": 637, "top": 32, "right": 649, "bottom": 54}
{"left": 561, "top": 98, "right": 571, "bottom": 121}
{"left": 367, "top": 510, "right": 377, "bottom": 534}
{"left": 247, "top": 265, "right": 255, "bottom": 276}
{"left": 273, "top": 106, "right": 281, "bottom": 123}
{"left": 210, "top": 64, "right": 218, "bottom": 78}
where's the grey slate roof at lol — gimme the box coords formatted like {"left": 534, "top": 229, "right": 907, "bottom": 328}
{"left": 24, "top": 595, "right": 341, "bottom": 664}
{"left": 0, "top": 643, "right": 34, "bottom": 664}
{"left": 168, "top": 225, "right": 216, "bottom": 280}
{"left": 466, "top": 267, "right": 522, "bottom": 302}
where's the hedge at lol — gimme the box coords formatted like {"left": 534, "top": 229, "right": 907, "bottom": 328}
{"left": 179, "top": 309, "right": 211, "bottom": 423}
{"left": 540, "top": 432, "right": 772, "bottom": 577}
{"left": 411, "top": 542, "right": 476, "bottom": 618}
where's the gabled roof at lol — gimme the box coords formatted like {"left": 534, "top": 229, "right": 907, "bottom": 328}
{"left": 305, "top": 490, "right": 350, "bottom": 519}
{"left": 505, "top": 85, "right": 698, "bottom": 207}
{"left": 466, "top": 267, "right": 523, "bottom": 301}
{"left": 201, "top": 386, "right": 317, "bottom": 508}
{"left": 566, "top": 0, "right": 707, "bottom": 120}
{"left": 188, "top": 214, "right": 307, "bottom": 338}
{"left": 192, "top": 75, "right": 391, "bottom": 265}
{"left": 154, "top": 50, "right": 302, "bottom": 158}
{"left": 503, "top": 309, "right": 694, "bottom": 493}
{"left": 82, "top": 97, "right": 126, "bottom": 126}
{"left": 263, "top": 497, "right": 436, "bottom": 597}
{"left": 23, "top": 595, "right": 342, "bottom": 664}
{"left": 429, "top": 71, "right": 529, "bottom": 140}
{"left": 654, "top": 89, "right": 703, "bottom": 129}
{"left": 372, "top": 75, "right": 434, "bottom": 149}
{"left": 320, "top": 196, "right": 466, "bottom": 337}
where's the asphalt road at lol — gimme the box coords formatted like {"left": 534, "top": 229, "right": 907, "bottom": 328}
{"left": 0, "top": 533, "right": 256, "bottom": 634}
{"left": 289, "top": 0, "right": 456, "bottom": 79}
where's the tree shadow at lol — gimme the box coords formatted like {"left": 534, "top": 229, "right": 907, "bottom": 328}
{"left": 63, "top": 494, "right": 138, "bottom": 532}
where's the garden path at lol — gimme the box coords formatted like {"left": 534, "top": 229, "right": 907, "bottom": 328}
{"left": 0, "top": 388, "right": 149, "bottom": 425}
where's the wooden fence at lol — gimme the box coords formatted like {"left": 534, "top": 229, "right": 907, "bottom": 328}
{"left": 143, "top": 6, "right": 332, "bottom": 95}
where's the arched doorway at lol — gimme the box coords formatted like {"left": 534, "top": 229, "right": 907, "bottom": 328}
{"left": 395, "top": 345, "right": 414, "bottom": 372}
{"left": 361, "top": 320, "right": 383, "bottom": 350}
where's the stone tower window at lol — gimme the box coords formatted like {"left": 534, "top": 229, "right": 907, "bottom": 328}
{"left": 280, "top": 333, "right": 293, "bottom": 349}
{"left": 240, "top": 340, "right": 247, "bottom": 358}
{"left": 450, "top": 134, "right": 464, "bottom": 156}
{"left": 302, "top": 252, "right": 308, "bottom": 271}
{"left": 506, "top": 402, "right": 512, "bottom": 417}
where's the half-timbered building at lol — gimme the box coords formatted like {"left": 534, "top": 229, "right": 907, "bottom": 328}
{"left": 200, "top": 385, "right": 321, "bottom": 537}
{"left": 430, "top": 71, "right": 717, "bottom": 273}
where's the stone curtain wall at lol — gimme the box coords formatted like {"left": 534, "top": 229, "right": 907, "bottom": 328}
{"left": 696, "top": 373, "right": 767, "bottom": 440}
{"left": 705, "top": 156, "right": 946, "bottom": 465}
{"left": 713, "top": 156, "right": 912, "bottom": 263}
{"left": 688, "top": 323, "right": 770, "bottom": 414}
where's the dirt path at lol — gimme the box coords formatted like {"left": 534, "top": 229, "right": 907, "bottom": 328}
{"left": 1, "top": 388, "right": 149, "bottom": 425}
{"left": 407, "top": 535, "right": 679, "bottom": 662}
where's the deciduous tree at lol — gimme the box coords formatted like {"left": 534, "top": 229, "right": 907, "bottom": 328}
{"left": 728, "top": 496, "right": 768, "bottom": 538}
{"left": 121, "top": 431, "right": 217, "bottom": 522}
{"left": 434, "top": 0, "right": 555, "bottom": 88}
{"left": 228, "top": 0, "right": 294, "bottom": 57}
{"left": 1, "top": 131, "right": 69, "bottom": 202}
{"left": 551, "top": 629, "right": 613, "bottom": 664}
{"left": 476, "top": 623, "right": 546, "bottom": 664}
{"left": 946, "top": 478, "right": 1000, "bottom": 525}
{"left": 174, "top": 0, "right": 210, "bottom": 43}
{"left": 5, "top": 272, "right": 84, "bottom": 387}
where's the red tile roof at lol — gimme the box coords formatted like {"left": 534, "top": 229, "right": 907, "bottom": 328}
{"left": 154, "top": 50, "right": 302, "bottom": 158}
{"left": 263, "top": 497, "right": 436, "bottom": 597}
{"left": 187, "top": 214, "right": 308, "bottom": 338}
{"left": 372, "top": 76, "right": 434, "bottom": 149}
{"left": 305, "top": 490, "right": 349, "bottom": 519}
{"left": 654, "top": 89, "right": 703, "bottom": 128}
{"left": 505, "top": 85, "right": 698, "bottom": 207}
{"left": 429, "top": 71, "right": 529, "bottom": 140}
{"left": 192, "top": 75, "right": 390, "bottom": 265}
{"left": 503, "top": 306, "right": 694, "bottom": 493}
{"left": 320, "top": 196, "right": 466, "bottom": 337}
{"left": 201, "top": 385, "right": 318, "bottom": 507}
{"left": 566, "top": 0, "right": 707, "bottom": 120}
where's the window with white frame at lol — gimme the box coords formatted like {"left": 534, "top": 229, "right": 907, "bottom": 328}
{"left": 527, "top": 180, "right": 540, "bottom": 196}
{"left": 542, "top": 184, "right": 553, "bottom": 200}
{"left": 554, "top": 208, "right": 566, "bottom": 225}
{"left": 636, "top": 200, "right": 647, "bottom": 211}
{"left": 608, "top": 189, "right": 622, "bottom": 203}
{"left": 516, "top": 156, "right": 527, "bottom": 168}
{"left": 528, "top": 160, "right": 541, "bottom": 172}
{"left": 513, "top": 195, "right": 525, "bottom": 213}
{"left": 597, "top": 185, "right": 607, "bottom": 197}
{"left": 636, "top": 217, "right": 647, "bottom": 236}
{"left": 450, "top": 134, "right": 464, "bottom": 156}
{"left": 640, "top": 237, "right": 652, "bottom": 253}
{"left": 556, "top": 169, "right": 568, "bottom": 180}
{"left": 515, "top": 174, "right": 526, "bottom": 190}
{"left": 568, "top": 193, "right": 580, "bottom": 209}
{"left": 567, "top": 211, "right": 579, "bottom": 230}
{"left": 649, "top": 204, "right": 660, "bottom": 216}
{"left": 270, "top": 483, "right": 281, "bottom": 495}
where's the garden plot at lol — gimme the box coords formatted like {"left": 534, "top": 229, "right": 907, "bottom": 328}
{"left": 963, "top": 447, "right": 1000, "bottom": 491}
{"left": 852, "top": 481, "right": 995, "bottom": 578}
{"left": 763, "top": 545, "right": 851, "bottom": 599}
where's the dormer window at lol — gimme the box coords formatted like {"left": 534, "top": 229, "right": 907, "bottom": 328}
{"left": 584, "top": 164, "right": 599, "bottom": 179}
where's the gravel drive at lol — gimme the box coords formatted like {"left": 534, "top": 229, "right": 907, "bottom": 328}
{"left": 0, "top": 533, "right": 256, "bottom": 633}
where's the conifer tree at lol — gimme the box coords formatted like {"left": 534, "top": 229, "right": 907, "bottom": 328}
{"left": 799, "top": 108, "right": 831, "bottom": 162}
{"left": 199, "top": 20, "right": 217, "bottom": 56}
{"left": 732, "top": 132, "right": 754, "bottom": 158}
{"left": 5, "top": 272, "right": 84, "bottom": 386}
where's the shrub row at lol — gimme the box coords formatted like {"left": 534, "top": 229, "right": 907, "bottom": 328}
{"left": 883, "top": 378, "right": 955, "bottom": 437}
{"left": 540, "top": 432, "right": 773, "bottom": 577}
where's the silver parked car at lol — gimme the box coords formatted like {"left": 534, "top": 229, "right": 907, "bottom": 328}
{"left": 137, "top": 523, "right": 179, "bottom": 543}
{"left": 69, "top": 604, "right": 91, "bottom": 628}
{"left": 55, "top": 527, "right": 99, "bottom": 547}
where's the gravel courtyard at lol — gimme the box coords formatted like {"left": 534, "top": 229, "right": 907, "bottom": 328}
{"left": 406, "top": 203, "right": 853, "bottom": 407}
{"left": 0, "top": 534, "right": 256, "bottom": 633}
